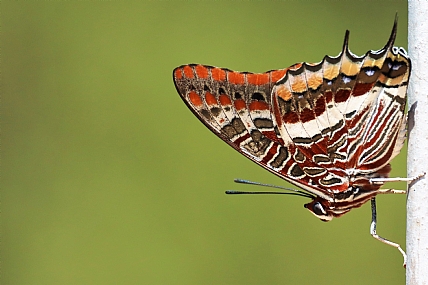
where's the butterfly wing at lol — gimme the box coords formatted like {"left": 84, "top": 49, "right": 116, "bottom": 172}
{"left": 346, "top": 47, "right": 410, "bottom": 176}
{"left": 271, "top": 20, "right": 410, "bottom": 193}
{"left": 173, "top": 20, "right": 410, "bottom": 201}
{"left": 173, "top": 64, "right": 332, "bottom": 200}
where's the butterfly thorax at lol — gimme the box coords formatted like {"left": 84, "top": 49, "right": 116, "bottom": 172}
{"left": 304, "top": 164, "right": 392, "bottom": 221}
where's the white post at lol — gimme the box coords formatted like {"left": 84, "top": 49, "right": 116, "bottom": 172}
{"left": 407, "top": 1, "right": 428, "bottom": 283}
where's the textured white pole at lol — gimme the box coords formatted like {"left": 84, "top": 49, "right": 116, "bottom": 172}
{"left": 407, "top": 1, "right": 428, "bottom": 283}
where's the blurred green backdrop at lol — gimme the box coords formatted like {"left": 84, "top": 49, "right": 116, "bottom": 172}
{"left": 2, "top": 1, "right": 409, "bottom": 284}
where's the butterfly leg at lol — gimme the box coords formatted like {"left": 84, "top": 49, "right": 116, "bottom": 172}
{"left": 370, "top": 197, "right": 407, "bottom": 267}
{"left": 370, "top": 172, "right": 426, "bottom": 185}
{"left": 377, "top": 189, "right": 406, "bottom": 194}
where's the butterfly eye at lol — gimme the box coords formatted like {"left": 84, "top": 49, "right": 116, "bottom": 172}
{"left": 313, "top": 202, "right": 326, "bottom": 216}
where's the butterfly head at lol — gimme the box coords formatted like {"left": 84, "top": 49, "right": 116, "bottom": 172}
{"left": 304, "top": 197, "right": 353, "bottom": 221}
{"left": 304, "top": 198, "right": 334, "bottom": 222}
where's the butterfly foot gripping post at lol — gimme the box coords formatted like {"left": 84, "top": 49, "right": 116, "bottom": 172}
{"left": 370, "top": 197, "right": 407, "bottom": 267}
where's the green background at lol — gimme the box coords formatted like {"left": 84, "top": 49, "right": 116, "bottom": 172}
{"left": 3, "top": 1, "right": 409, "bottom": 284}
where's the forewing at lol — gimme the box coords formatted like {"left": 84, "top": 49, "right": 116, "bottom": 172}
{"left": 173, "top": 64, "right": 332, "bottom": 200}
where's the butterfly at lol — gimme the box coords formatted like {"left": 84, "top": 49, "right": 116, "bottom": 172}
{"left": 173, "top": 18, "right": 414, "bottom": 265}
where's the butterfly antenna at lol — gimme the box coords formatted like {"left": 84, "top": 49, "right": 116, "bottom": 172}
{"left": 225, "top": 179, "right": 315, "bottom": 199}
{"left": 234, "top": 178, "right": 299, "bottom": 191}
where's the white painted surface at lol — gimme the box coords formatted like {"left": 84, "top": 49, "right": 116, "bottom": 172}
{"left": 407, "top": 1, "right": 428, "bottom": 284}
